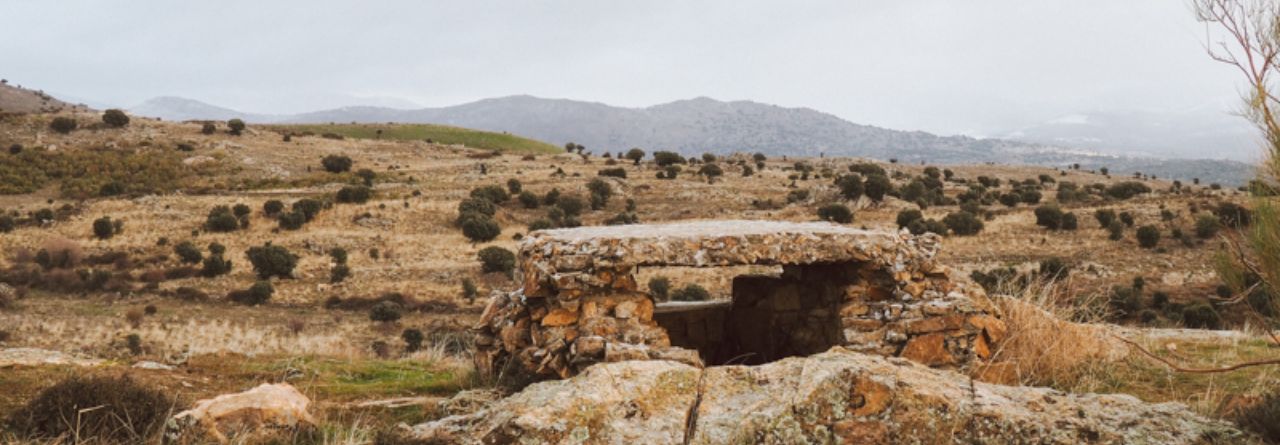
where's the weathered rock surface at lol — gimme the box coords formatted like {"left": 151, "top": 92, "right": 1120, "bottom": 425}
{"left": 406, "top": 348, "right": 1249, "bottom": 445}
{"left": 0, "top": 347, "right": 104, "bottom": 368}
{"left": 165, "top": 383, "right": 316, "bottom": 444}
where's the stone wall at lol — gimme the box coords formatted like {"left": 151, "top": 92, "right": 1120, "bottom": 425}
{"left": 473, "top": 221, "right": 1006, "bottom": 380}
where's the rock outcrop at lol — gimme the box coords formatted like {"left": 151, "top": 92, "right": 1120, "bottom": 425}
{"left": 405, "top": 348, "right": 1249, "bottom": 444}
{"left": 475, "top": 221, "right": 1004, "bottom": 379}
{"left": 165, "top": 383, "right": 316, "bottom": 444}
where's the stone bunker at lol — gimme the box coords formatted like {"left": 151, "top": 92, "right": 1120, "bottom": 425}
{"left": 473, "top": 220, "right": 1006, "bottom": 379}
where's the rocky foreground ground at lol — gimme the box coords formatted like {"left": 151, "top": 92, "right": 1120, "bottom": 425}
{"left": 403, "top": 348, "right": 1249, "bottom": 444}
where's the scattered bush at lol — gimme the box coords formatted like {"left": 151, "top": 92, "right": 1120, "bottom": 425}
{"left": 470, "top": 185, "right": 510, "bottom": 204}
{"left": 263, "top": 199, "right": 285, "bottom": 216}
{"left": 102, "top": 109, "right": 130, "bottom": 128}
{"left": 48, "top": 116, "right": 77, "bottom": 134}
{"left": 336, "top": 185, "right": 372, "bottom": 204}
{"left": 671, "top": 284, "right": 710, "bottom": 302}
{"left": 92, "top": 216, "right": 117, "bottom": 239}
{"left": 1061, "top": 212, "right": 1079, "bottom": 231}
{"left": 356, "top": 168, "right": 376, "bottom": 186}
{"left": 817, "top": 204, "right": 854, "bottom": 223}
{"left": 507, "top": 178, "right": 523, "bottom": 194}
{"left": 1195, "top": 214, "right": 1220, "bottom": 239}
{"left": 598, "top": 167, "right": 627, "bottom": 178}
{"left": 227, "top": 118, "right": 246, "bottom": 135}
{"left": 648, "top": 276, "right": 671, "bottom": 302}
{"left": 1034, "top": 205, "right": 1064, "bottom": 230}
{"left": 174, "top": 241, "right": 203, "bottom": 264}
{"left": 293, "top": 198, "right": 324, "bottom": 222}
{"left": 478, "top": 246, "right": 516, "bottom": 276}
{"left": 518, "top": 191, "right": 540, "bottom": 209}
{"left": 557, "top": 195, "right": 586, "bottom": 217}
{"left": 1105, "top": 181, "right": 1152, "bottom": 200}
{"left": 204, "top": 206, "right": 242, "bottom": 232}
{"left": 1136, "top": 225, "right": 1160, "bottom": 248}
{"left": 1038, "top": 257, "right": 1071, "bottom": 280}
{"left": 896, "top": 209, "right": 923, "bottom": 228}
{"left": 1215, "top": 202, "right": 1252, "bottom": 227}
{"left": 1109, "top": 286, "right": 1143, "bottom": 316}
{"left": 369, "top": 301, "right": 403, "bottom": 323}
{"left": 246, "top": 243, "right": 297, "bottom": 279}
{"left": 201, "top": 122, "right": 216, "bottom": 134}
{"left": 653, "top": 151, "right": 685, "bottom": 166}
{"left": 863, "top": 174, "right": 892, "bottom": 201}
{"left": 230, "top": 280, "right": 273, "bottom": 306}
{"left": 907, "top": 218, "right": 948, "bottom": 235}
{"left": 836, "top": 175, "right": 864, "bottom": 201}
{"left": 460, "top": 214, "right": 501, "bottom": 242}
{"left": 1094, "top": 209, "right": 1116, "bottom": 228}
{"left": 1107, "top": 220, "right": 1125, "bottom": 240}
{"left": 943, "top": 211, "right": 984, "bottom": 236}
{"left": 330, "top": 264, "right": 350, "bottom": 283}
{"left": 1181, "top": 303, "right": 1221, "bottom": 329}
{"left": 321, "top": 155, "right": 353, "bottom": 173}
{"left": 1233, "top": 390, "right": 1280, "bottom": 442}
{"left": 1119, "top": 211, "right": 1135, "bottom": 227}
{"left": 403, "top": 328, "right": 425, "bottom": 353}
{"left": 5, "top": 375, "right": 175, "bottom": 443}
{"left": 277, "top": 211, "right": 306, "bottom": 230}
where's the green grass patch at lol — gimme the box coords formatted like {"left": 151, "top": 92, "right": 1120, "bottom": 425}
{"left": 270, "top": 123, "right": 560, "bottom": 154}
{"left": 253, "top": 356, "right": 469, "bottom": 401}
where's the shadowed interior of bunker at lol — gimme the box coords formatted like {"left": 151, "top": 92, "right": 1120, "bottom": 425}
{"left": 653, "top": 262, "right": 879, "bottom": 365}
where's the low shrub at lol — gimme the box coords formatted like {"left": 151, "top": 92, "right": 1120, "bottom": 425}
{"left": 598, "top": 167, "right": 627, "bottom": 178}
{"left": 896, "top": 209, "right": 923, "bottom": 228}
{"left": 5, "top": 375, "right": 175, "bottom": 443}
{"left": 403, "top": 328, "right": 425, "bottom": 353}
{"left": 370, "top": 301, "right": 403, "bottom": 322}
{"left": 817, "top": 204, "right": 854, "bottom": 223}
{"left": 648, "top": 276, "right": 671, "bottom": 302}
{"left": 671, "top": 284, "right": 710, "bottom": 301}
{"left": 321, "top": 155, "right": 353, "bottom": 173}
{"left": 943, "top": 211, "right": 984, "bottom": 235}
{"left": 49, "top": 116, "right": 77, "bottom": 134}
{"left": 470, "top": 185, "right": 510, "bottom": 204}
{"left": 461, "top": 215, "right": 501, "bottom": 242}
{"left": 229, "top": 280, "right": 273, "bottom": 306}
{"left": 246, "top": 243, "right": 297, "bottom": 279}
{"left": 1233, "top": 391, "right": 1280, "bottom": 443}
{"left": 263, "top": 199, "right": 285, "bottom": 216}
{"left": 174, "top": 241, "right": 203, "bottom": 264}
{"left": 1182, "top": 303, "right": 1221, "bottom": 329}
{"left": 336, "top": 185, "right": 372, "bottom": 204}
{"left": 92, "top": 216, "right": 117, "bottom": 239}
{"left": 1136, "top": 225, "right": 1160, "bottom": 249}
{"left": 478, "top": 246, "right": 516, "bottom": 276}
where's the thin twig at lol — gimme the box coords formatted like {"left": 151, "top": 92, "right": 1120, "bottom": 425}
{"left": 1114, "top": 335, "right": 1280, "bottom": 373}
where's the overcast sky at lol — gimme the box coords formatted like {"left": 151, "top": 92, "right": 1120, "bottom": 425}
{"left": 0, "top": 0, "right": 1254, "bottom": 140}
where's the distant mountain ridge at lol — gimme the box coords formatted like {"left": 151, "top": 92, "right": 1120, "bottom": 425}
{"left": 129, "top": 95, "right": 1256, "bottom": 185}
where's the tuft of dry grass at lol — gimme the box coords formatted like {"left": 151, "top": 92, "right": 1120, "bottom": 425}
{"left": 975, "top": 279, "right": 1128, "bottom": 388}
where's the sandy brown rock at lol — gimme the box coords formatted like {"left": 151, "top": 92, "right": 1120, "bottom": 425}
{"left": 165, "top": 383, "right": 316, "bottom": 444}
{"left": 407, "top": 349, "right": 1250, "bottom": 445}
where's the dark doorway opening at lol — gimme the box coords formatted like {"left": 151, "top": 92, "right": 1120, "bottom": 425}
{"left": 654, "top": 265, "right": 851, "bottom": 366}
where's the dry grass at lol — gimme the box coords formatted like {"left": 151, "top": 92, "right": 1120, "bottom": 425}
{"left": 975, "top": 279, "right": 1128, "bottom": 388}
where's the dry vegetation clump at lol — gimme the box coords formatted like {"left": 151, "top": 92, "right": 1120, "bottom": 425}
{"left": 4, "top": 374, "right": 178, "bottom": 444}
{"left": 976, "top": 281, "right": 1128, "bottom": 388}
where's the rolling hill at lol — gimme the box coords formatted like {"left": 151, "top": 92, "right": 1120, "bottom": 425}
{"left": 130, "top": 95, "right": 1258, "bottom": 185}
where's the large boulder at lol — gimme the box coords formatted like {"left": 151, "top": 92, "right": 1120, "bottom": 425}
{"left": 404, "top": 348, "right": 1249, "bottom": 444}
{"left": 165, "top": 383, "right": 316, "bottom": 444}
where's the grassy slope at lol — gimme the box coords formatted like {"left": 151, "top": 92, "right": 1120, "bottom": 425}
{"left": 268, "top": 123, "right": 560, "bottom": 154}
